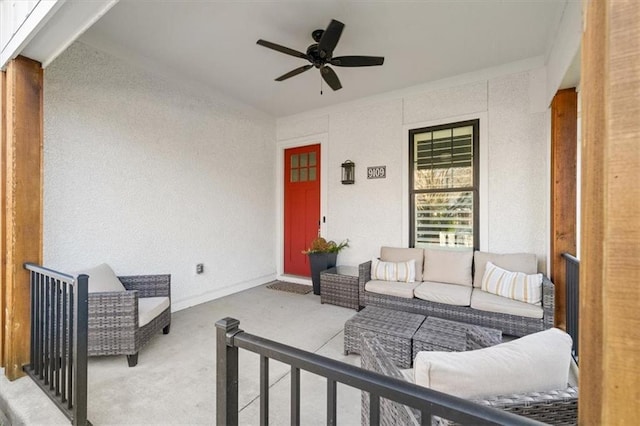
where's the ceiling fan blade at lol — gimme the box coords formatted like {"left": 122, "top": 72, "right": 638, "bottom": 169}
{"left": 318, "top": 19, "right": 344, "bottom": 59}
{"left": 321, "top": 66, "right": 342, "bottom": 91}
{"left": 330, "top": 56, "right": 385, "bottom": 67}
{"left": 275, "top": 65, "right": 313, "bottom": 81}
{"left": 257, "top": 39, "right": 307, "bottom": 60}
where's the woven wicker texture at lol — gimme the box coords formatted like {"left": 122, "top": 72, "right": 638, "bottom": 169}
{"left": 345, "top": 306, "right": 425, "bottom": 368}
{"left": 413, "top": 316, "right": 502, "bottom": 357}
{"left": 88, "top": 274, "right": 171, "bottom": 363}
{"left": 360, "top": 334, "right": 578, "bottom": 426}
{"left": 320, "top": 267, "right": 360, "bottom": 310}
{"left": 358, "top": 260, "right": 555, "bottom": 337}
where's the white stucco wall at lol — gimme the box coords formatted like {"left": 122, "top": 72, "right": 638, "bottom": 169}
{"left": 44, "top": 42, "right": 277, "bottom": 311}
{"left": 277, "top": 68, "right": 549, "bottom": 272}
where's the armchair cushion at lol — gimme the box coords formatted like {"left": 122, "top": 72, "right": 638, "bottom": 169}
{"left": 138, "top": 297, "right": 170, "bottom": 327}
{"left": 413, "top": 328, "right": 572, "bottom": 399}
{"left": 77, "top": 263, "right": 126, "bottom": 293}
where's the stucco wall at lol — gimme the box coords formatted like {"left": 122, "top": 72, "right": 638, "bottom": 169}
{"left": 277, "top": 69, "right": 549, "bottom": 272}
{"left": 44, "top": 42, "right": 277, "bottom": 310}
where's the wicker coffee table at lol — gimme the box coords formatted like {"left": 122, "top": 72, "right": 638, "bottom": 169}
{"left": 412, "top": 316, "right": 502, "bottom": 359}
{"left": 320, "top": 266, "right": 360, "bottom": 310}
{"left": 344, "top": 306, "right": 426, "bottom": 368}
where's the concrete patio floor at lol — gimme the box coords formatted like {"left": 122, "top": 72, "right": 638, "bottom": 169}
{"left": 1, "top": 282, "right": 362, "bottom": 425}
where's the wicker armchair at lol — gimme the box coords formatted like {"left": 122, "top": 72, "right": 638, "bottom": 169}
{"left": 88, "top": 274, "right": 171, "bottom": 367}
{"left": 360, "top": 334, "right": 578, "bottom": 426}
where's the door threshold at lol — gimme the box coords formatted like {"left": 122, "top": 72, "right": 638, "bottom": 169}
{"left": 277, "top": 274, "right": 312, "bottom": 286}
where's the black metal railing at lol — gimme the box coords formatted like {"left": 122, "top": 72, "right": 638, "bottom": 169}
{"left": 216, "top": 318, "right": 542, "bottom": 426}
{"left": 23, "top": 263, "right": 90, "bottom": 426}
{"left": 562, "top": 253, "right": 580, "bottom": 363}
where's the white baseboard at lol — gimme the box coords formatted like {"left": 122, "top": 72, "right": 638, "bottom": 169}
{"left": 171, "top": 273, "right": 276, "bottom": 312}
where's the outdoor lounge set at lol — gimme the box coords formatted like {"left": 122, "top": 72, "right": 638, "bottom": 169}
{"left": 339, "top": 246, "right": 578, "bottom": 424}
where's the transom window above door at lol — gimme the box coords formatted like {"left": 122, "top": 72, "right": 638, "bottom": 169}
{"left": 290, "top": 152, "right": 317, "bottom": 182}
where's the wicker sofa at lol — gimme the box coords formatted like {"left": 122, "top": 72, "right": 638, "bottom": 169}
{"left": 358, "top": 247, "right": 555, "bottom": 337}
{"left": 80, "top": 263, "right": 171, "bottom": 367}
{"left": 360, "top": 333, "right": 578, "bottom": 425}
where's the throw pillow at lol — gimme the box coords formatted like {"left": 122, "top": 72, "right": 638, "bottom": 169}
{"left": 75, "top": 263, "right": 126, "bottom": 293}
{"left": 414, "top": 328, "right": 572, "bottom": 399}
{"left": 481, "top": 261, "right": 542, "bottom": 305}
{"left": 371, "top": 258, "right": 416, "bottom": 283}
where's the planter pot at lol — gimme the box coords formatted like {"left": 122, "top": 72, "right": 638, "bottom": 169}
{"left": 308, "top": 252, "right": 338, "bottom": 295}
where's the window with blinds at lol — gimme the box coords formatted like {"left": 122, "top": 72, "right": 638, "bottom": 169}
{"left": 409, "top": 120, "right": 479, "bottom": 249}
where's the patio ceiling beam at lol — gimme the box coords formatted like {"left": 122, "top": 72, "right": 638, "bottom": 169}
{"left": 1, "top": 56, "right": 43, "bottom": 381}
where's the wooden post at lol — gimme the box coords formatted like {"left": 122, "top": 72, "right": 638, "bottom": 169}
{"left": 0, "top": 69, "right": 6, "bottom": 369}
{"left": 550, "top": 88, "right": 578, "bottom": 330}
{"left": 2, "top": 56, "right": 43, "bottom": 380}
{"left": 581, "top": 0, "right": 640, "bottom": 423}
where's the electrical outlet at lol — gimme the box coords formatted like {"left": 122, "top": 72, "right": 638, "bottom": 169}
{"left": 196, "top": 263, "right": 204, "bottom": 274}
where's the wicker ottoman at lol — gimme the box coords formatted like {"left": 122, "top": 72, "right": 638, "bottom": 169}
{"left": 412, "top": 316, "right": 502, "bottom": 359}
{"left": 344, "top": 306, "right": 425, "bottom": 368}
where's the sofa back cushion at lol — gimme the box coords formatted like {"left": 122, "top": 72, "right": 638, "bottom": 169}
{"left": 380, "top": 247, "right": 424, "bottom": 282}
{"left": 423, "top": 248, "right": 473, "bottom": 286}
{"left": 473, "top": 251, "right": 537, "bottom": 288}
{"left": 413, "top": 328, "right": 572, "bottom": 399}
{"left": 76, "top": 263, "right": 126, "bottom": 293}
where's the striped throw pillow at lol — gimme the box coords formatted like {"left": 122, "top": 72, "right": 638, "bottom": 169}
{"left": 371, "top": 258, "right": 416, "bottom": 283}
{"left": 481, "top": 261, "right": 542, "bottom": 305}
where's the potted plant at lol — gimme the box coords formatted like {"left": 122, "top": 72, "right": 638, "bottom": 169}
{"left": 303, "top": 237, "right": 349, "bottom": 295}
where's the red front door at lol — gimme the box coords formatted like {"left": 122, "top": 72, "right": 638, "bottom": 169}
{"left": 284, "top": 144, "right": 321, "bottom": 276}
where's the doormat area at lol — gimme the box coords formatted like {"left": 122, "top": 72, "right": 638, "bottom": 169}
{"left": 266, "top": 281, "right": 313, "bottom": 295}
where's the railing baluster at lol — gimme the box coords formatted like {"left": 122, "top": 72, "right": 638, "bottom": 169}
{"left": 421, "top": 409, "right": 433, "bottom": 426}
{"left": 290, "top": 366, "right": 300, "bottom": 426}
{"left": 38, "top": 272, "right": 44, "bottom": 378}
{"left": 53, "top": 278, "right": 60, "bottom": 393}
{"left": 46, "top": 275, "right": 52, "bottom": 385}
{"left": 260, "top": 355, "right": 269, "bottom": 426}
{"left": 30, "top": 271, "right": 36, "bottom": 372}
{"left": 61, "top": 282, "right": 68, "bottom": 403}
{"left": 327, "top": 379, "right": 337, "bottom": 426}
{"left": 68, "top": 284, "right": 74, "bottom": 410}
{"left": 73, "top": 274, "right": 89, "bottom": 426}
{"left": 369, "top": 394, "right": 380, "bottom": 426}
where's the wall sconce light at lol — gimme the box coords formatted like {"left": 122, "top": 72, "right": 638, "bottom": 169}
{"left": 341, "top": 160, "right": 355, "bottom": 184}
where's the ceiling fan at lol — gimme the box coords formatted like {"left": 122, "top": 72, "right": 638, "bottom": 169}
{"left": 257, "top": 19, "right": 384, "bottom": 92}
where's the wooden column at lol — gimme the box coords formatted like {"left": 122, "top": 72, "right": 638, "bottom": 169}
{"left": 580, "top": 0, "right": 640, "bottom": 423}
{"left": 0, "top": 69, "right": 6, "bottom": 369}
{"left": 1, "top": 56, "right": 43, "bottom": 380}
{"left": 550, "top": 88, "right": 577, "bottom": 330}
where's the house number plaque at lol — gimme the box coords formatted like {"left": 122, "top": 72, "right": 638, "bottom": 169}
{"left": 367, "top": 166, "right": 386, "bottom": 179}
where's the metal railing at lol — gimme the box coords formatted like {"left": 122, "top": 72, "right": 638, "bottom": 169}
{"left": 23, "top": 263, "right": 90, "bottom": 426}
{"left": 562, "top": 253, "right": 580, "bottom": 363}
{"left": 216, "top": 318, "right": 542, "bottom": 426}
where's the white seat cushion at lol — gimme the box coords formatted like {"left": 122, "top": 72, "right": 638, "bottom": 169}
{"left": 424, "top": 249, "right": 473, "bottom": 286}
{"left": 413, "top": 328, "right": 572, "bottom": 399}
{"left": 76, "top": 263, "right": 126, "bottom": 293}
{"left": 138, "top": 297, "right": 170, "bottom": 327}
{"left": 365, "top": 280, "right": 419, "bottom": 299}
{"left": 471, "top": 289, "right": 543, "bottom": 319}
{"left": 414, "top": 281, "right": 472, "bottom": 306}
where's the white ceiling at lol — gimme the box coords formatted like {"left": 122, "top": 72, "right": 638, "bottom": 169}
{"left": 79, "top": 1, "right": 569, "bottom": 117}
